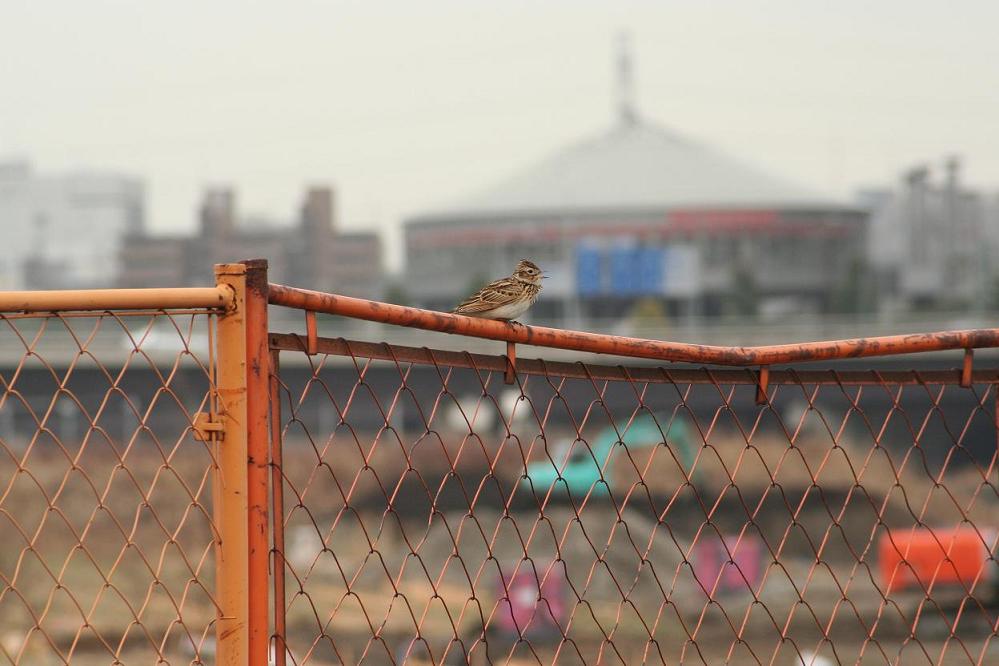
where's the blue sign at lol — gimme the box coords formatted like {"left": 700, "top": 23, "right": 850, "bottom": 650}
{"left": 576, "top": 246, "right": 603, "bottom": 295}
{"left": 576, "top": 244, "right": 668, "bottom": 296}
{"left": 637, "top": 248, "right": 664, "bottom": 293}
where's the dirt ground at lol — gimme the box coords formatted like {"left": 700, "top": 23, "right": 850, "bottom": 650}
{"left": 274, "top": 424, "right": 998, "bottom": 665}
{"left": 2, "top": 425, "right": 996, "bottom": 664}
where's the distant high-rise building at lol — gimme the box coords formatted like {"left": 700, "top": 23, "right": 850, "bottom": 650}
{"left": 862, "top": 158, "right": 992, "bottom": 310}
{"left": 0, "top": 160, "right": 144, "bottom": 289}
{"left": 200, "top": 188, "right": 236, "bottom": 241}
{"left": 118, "top": 185, "right": 383, "bottom": 299}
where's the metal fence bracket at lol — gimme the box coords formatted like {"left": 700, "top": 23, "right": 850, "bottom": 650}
{"left": 192, "top": 411, "right": 225, "bottom": 441}
{"left": 961, "top": 348, "right": 974, "bottom": 387}
{"left": 505, "top": 340, "right": 517, "bottom": 384}
{"left": 305, "top": 310, "right": 318, "bottom": 355}
{"left": 756, "top": 365, "right": 770, "bottom": 405}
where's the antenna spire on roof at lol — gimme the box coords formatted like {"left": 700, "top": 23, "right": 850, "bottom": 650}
{"left": 616, "top": 32, "right": 637, "bottom": 126}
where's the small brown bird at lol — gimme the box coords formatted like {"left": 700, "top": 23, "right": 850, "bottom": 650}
{"left": 451, "top": 259, "right": 545, "bottom": 322}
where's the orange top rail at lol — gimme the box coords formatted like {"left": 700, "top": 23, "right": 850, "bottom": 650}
{"left": 267, "top": 283, "right": 999, "bottom": 366}
{"left": 0, "top": 286, "right": 234, "bottom": 313}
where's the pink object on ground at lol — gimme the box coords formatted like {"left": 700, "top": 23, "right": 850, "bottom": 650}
{"left": 692, "top": 534, "right": 765, "bottom": 596}
{"left": 495, "top": 562, "right": 566, "bottom": 637}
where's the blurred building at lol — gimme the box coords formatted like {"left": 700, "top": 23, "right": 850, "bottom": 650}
{"left": 404, "top": 46, "right": 866, "bottom": 324}
{"left": 118, "top": 186, "right": 383, "bottom": 299}
{"left": 861, "top": 158, "right": 994, "bottom": 310}
{"left": 0, "top": 159, "right": 144, "bottom": 289}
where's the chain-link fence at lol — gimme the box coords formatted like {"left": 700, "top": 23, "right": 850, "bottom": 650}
{"left": 266, "top": 289, "right": 999, "bottom": 665}
{"left": 0, "top": 309, "right": 222, "bottom": 664}
{"left": 3, "top": 266, "right": 998, "bottom": 665}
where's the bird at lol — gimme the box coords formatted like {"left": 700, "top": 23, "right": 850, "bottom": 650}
{"left": 451, "top": 259, "right": 545, "bottom": 322}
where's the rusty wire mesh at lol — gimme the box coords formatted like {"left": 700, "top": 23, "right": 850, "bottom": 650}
{"left": 269, "top": 335, "right": 999, "bottom": 665}
{"left": 0, "top": 311, "right": 221, "bottom": 665}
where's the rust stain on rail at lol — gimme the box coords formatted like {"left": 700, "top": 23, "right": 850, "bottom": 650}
{"left": 267, "top": 284, "right": 999, "bottom": 366}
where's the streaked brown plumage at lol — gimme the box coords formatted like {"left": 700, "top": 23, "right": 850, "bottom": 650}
{"left": 451, "top": 259, "right": 544, "bottom": 321}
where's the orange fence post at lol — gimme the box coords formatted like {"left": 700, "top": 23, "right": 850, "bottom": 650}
{"left": 213, "top": 263, "right": 251, "bottom": 665}
{"left": 270, "top": 348, "right": 288, "bottom": 666}
{"left": 244, "top": 259, "right": 271, "bottom": 665}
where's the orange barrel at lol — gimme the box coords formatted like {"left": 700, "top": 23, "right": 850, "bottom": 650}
{"left": 878, "top": 527, "right": 996, "bottom": 595}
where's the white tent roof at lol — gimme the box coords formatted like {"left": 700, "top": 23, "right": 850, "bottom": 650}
{"left": 420, "top": 120, "right": 846, "bottom": 220}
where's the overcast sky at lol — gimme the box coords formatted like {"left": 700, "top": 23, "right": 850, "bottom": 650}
{"left": 2, "top": 1, "right": 998, "bottom": 269}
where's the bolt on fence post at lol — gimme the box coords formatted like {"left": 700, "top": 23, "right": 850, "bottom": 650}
{"left": 243, "top": 259, "right": 271, "bottom": 665}
{"left": 213, "top": 262, "right": 252, "bottom": 665}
